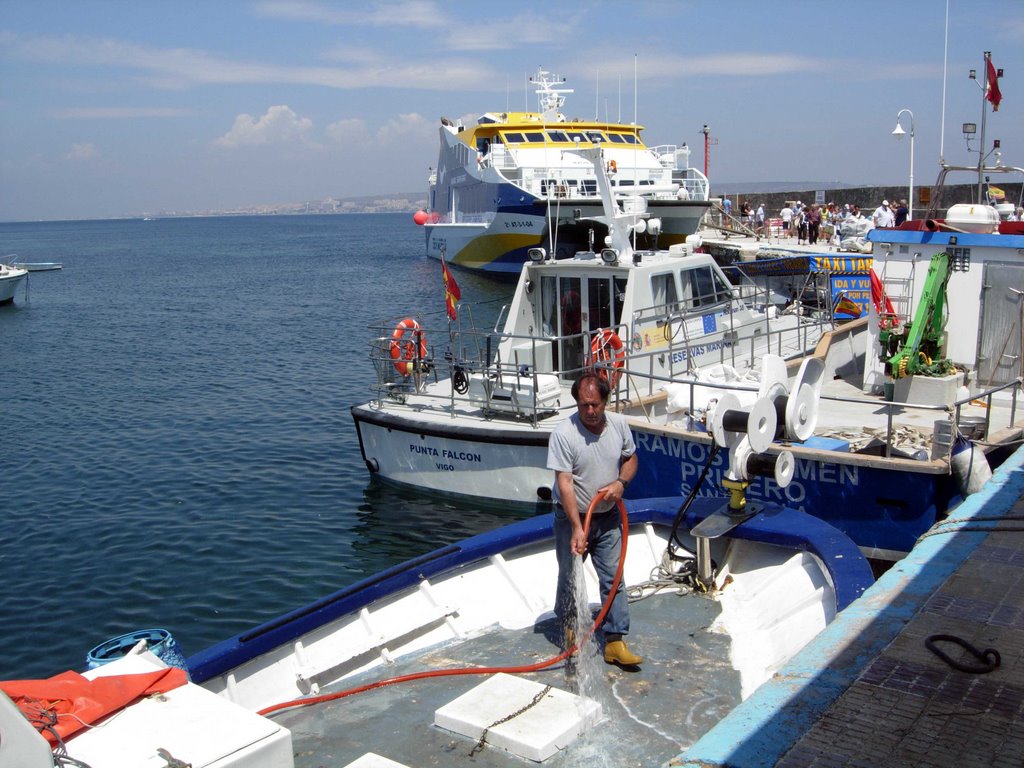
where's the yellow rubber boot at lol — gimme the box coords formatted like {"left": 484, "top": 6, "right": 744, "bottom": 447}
{"left": 604, "top": 640, "right": 642, "bottom": 667}
{"left": 564, "top": 628, "right": 578, "bottom": 657}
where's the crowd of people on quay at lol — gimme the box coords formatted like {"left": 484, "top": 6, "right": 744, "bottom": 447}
{"left": 721, "top": 196, "right": 1023, "bottom": 245}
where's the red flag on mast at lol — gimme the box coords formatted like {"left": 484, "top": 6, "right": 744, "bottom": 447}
{"left": 442, "top": 251, "right": 461, "bottom": 321}
{"left": 986, "top": 55, "right": 1002, "bottom": 112}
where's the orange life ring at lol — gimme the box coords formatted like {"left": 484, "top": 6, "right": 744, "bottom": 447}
{"left": 591, "top": 329, "right": 625, "bottom": 387}
{"left": 389, "top": 317, "right": 428, "bottom": 375}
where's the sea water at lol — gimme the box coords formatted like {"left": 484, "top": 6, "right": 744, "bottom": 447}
{"left": 0, "top": 214, "right": 525, "bottom": 680}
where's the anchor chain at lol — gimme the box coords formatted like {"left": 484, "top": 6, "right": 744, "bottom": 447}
{"left": 469, "top": 684, "right": 553, "bottom": 756}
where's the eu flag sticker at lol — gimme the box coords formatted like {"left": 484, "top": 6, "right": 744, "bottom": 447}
{"left": 702, "top": 314, "right": 717, "bottom": 334}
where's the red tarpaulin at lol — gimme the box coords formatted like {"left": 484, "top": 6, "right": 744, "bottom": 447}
{"left": 1, "top": 666, "right": 187, "bottom": 745}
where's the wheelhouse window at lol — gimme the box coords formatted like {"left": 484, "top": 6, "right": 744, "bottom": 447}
{"left": 503, "top": 132, "right": 525, "bottom": 144}
{"left": 681, "top": 266, "right": 733, "bottom": 310}
{"left": 606, "top": 134, "right": 627, "bottom": 144}
{"left": 651, "top": 272, "right": 680, "bottom": 312}
{"left": 524, "top": 132, "right": 546, "bottom": 143}
{"left": 547, "top": 130, "right": 570, "bottom": 143}
{"left": 585, "top": 131, "right": 606, "bottom": 143}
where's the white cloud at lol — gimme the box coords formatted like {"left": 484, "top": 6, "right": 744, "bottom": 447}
{"left": 2, "top": 31, "right": 491, "bottom": 91}
{"left": 214, "top": 106, "right": 316, "bottom": 149}
{"left": 255, "top": 0, "right": 447, "bottom": 28}
{"left": 325, "top": 117, "right": 369, "bottom": 143}
{"left": 66, "top": 143, "right": 98, "bottom": 161}
{"left": 376, "top": 112, "right": 432, "bottom": 144}
{"left": 445, "top": 14, "right": 577, "bottom": 51}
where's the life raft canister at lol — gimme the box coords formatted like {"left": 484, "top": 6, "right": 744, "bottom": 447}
{"left": 591, "top": 329, "right": 625, "bottom": 387}
{"left": 390, "top": 317, "right": 428, "bottom": 375}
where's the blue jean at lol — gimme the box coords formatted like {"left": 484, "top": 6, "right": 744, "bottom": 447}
{"left": 553, "top": 507, "right": 629, "bottom": 637}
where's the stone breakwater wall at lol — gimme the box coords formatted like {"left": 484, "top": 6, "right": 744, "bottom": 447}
{"left": 723, "top": 182, "right": 1022, "bottom": 217}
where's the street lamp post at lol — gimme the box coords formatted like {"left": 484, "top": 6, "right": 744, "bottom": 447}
{"left": 891, "top": 109, "right": 915, "bottom": 221}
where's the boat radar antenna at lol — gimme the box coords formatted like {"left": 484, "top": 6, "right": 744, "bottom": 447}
{"left": 529, "top": 68, "right": 572, "bottom": 122}
{"left": 689, "top": 355, "right": 825, "bottom": 588}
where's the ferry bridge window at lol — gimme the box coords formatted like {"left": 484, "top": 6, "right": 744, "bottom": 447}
{"left": 525, "top": 132, "right": 546, "bottom": 143}
{"left": 607, "top": 134, "right": 627, "bottom": 144}
{"left": 565, "top": 131, "right": 587, "bottom": 143}
{"left": 547, "top": 130, "right": 570, "bottom": 143}
{"left": 585, "top": 131, "right": 605, "bottom": 143}
{"left": 622, "top": 134, "right": 640, "bottom": 145}
{"left": 503, "top": 132, "right": 525, "bottom": 144}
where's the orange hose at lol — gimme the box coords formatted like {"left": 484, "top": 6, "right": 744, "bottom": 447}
{"left": 258, "top": 495, "right": 628, "bottom": 716}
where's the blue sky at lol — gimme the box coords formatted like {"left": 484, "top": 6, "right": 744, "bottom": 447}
{"left": 1, "top": 0, "right": 1021, "bottom": 221}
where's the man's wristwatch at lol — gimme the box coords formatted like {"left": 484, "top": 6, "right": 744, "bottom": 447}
{"left": 617, "top": 476, "right": 630, "bottom": 488}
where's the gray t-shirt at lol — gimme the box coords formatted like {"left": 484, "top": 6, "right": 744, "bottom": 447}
{"left": 547, "top": 411, "right": 636, "bottom": 515}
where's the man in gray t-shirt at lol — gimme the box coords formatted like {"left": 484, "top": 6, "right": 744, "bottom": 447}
{"left": 547, "top": 373, "right": 641, "bottom": 668}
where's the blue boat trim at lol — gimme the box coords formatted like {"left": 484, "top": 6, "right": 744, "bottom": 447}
{"left": 187, "top": 498, "right": 869, "bottom": 686}
{"left": 675, "top": 444, "right": 1024, "bottom": 768}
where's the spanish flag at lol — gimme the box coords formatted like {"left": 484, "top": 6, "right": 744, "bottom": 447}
{"left": 989, "top": 185, "right": 1006, "bottom": 200}
{"left": 442, "top": 251, "right": 461, "bottom": 321}
{"left": 833, "top": 292, "right": 862, "bottom": 319}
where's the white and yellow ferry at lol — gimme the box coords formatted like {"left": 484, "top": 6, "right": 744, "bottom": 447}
{"left": 420, "top": 68, "right": 710, "bottom": 275}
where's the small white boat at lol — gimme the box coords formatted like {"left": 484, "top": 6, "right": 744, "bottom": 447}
{"left": 0, "top": 262, "right": 28, "bottom": 304}
{"left": 12, "top": 262, "right": 62, "bottom": 272}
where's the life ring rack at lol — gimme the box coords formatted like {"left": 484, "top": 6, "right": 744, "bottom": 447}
{"left": 389, "top": 317, "right": 428, "bottom": 375}
{"left": 591, "top": 329, "right": 625, "bottom": 387}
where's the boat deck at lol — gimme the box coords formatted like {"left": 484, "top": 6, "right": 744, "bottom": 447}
{"left": 677, "top": 444, "right": 1024, "bottom": 767}
{"left": 269, "top": 589, "right": 741, "bottom": 767}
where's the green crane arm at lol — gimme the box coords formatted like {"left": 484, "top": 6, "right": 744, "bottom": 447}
{"left": 886, "top": 251, "right": 952, "bottom": 378}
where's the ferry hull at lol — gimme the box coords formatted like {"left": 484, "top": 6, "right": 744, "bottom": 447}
{"left": 424, "top": 200, "right": 710, "bottom": 275}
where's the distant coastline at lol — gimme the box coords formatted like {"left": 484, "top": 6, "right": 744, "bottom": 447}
{"left": 0, "top": 193, "right": 429, "bottom": 224}
{"left": 5, "top": 180, "right": 1019, "bottom": 225}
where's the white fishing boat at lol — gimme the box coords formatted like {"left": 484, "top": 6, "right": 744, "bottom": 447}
{"left": 416, "top": 68, "right": 710, "bottom": 275}
{"left": 1, "top": 412, "right": 874, "bottom": 767}
{"left": 355, "top": 148, "right": 830, "bottom": 504}
{"left": 0, "top": 262, "right": 28, "bottom": 304}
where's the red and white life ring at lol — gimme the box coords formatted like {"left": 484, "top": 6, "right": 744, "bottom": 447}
{"left": 389, "top": 317, "right": 428, "bottom": 375}
{"left": 591, "top": 329, "right": 625, "bottom": 387}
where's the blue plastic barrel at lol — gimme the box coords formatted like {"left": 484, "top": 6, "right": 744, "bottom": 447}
{"left": 86, "top": 628, "right": 188, "bottom": 674}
